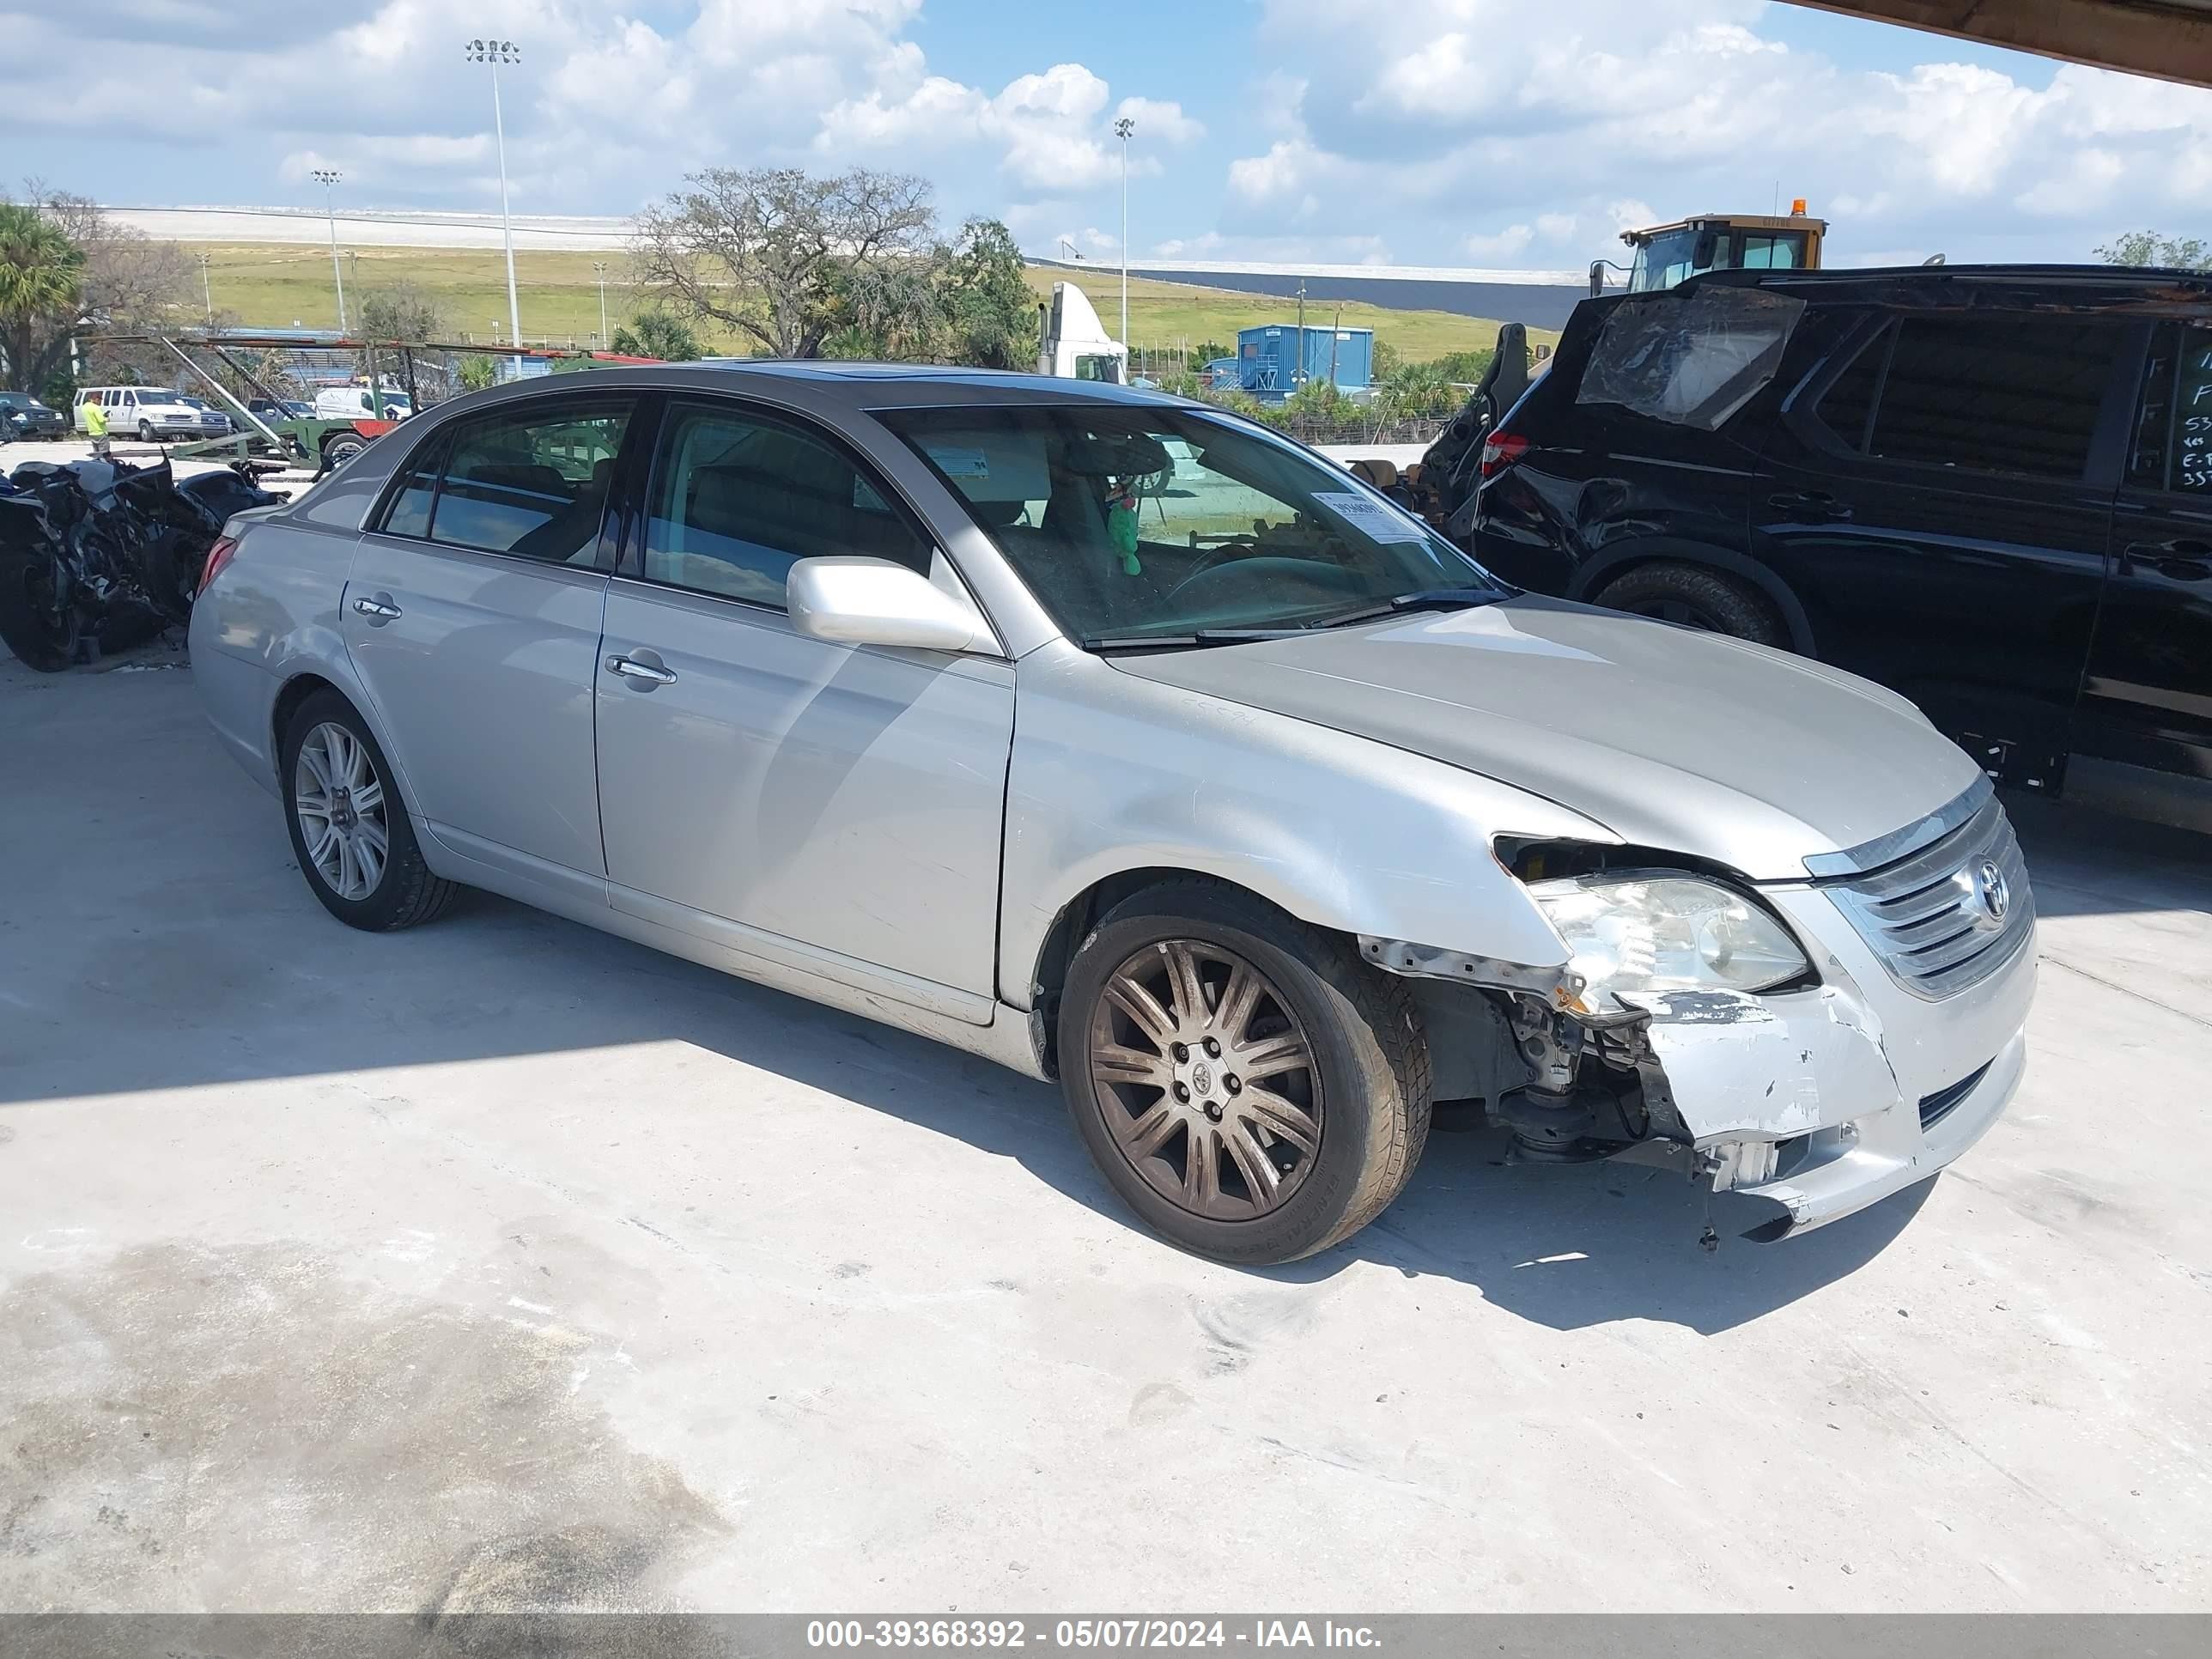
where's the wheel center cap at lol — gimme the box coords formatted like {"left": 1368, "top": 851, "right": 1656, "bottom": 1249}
{"left": 1188, "top": 1059, "right": 1215, "bottom": 1097}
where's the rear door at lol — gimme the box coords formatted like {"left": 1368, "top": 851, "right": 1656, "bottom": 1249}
{"left": 2075, "top": 320, "right": 2212, "bottom": 825}
{"left": 1752, "top": 307, "right": 2132, "bottom": 787}
{"left": 341, "top": 392, "right": 636, "bottom": 886}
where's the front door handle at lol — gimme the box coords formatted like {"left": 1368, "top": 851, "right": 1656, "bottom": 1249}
{"left": 1767, "top": 490, "right": 1854, "bottom": 522}
{"left": 2124, "top": 538, "right": 2212, "bottom": 580}
{"left": 351, "top": 592, "right": 402, "bottom": 623}
{"left": 605, "top": 653, "right": 678, "bottom": 686}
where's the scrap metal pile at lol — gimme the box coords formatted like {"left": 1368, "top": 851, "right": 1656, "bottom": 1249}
{"left": 0, "top": 458, "right": 283, "bottom": 672}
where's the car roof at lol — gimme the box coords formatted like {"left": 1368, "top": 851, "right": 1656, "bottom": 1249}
{"left": 1686, "top": 262, "right": 2212, "bottom": 313}
{"left": 495, "top": 360, "right": 1178, "bottom": 412}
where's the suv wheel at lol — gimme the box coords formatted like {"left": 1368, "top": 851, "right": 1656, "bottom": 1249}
{"left": 1595, "top": 561, "right": 1788, "bottom": 647}
{"left": 137, "top": 420, "right": 155, "bottom": 444}
{"left": 1059, "top": 881, "right": 1431, "bottom": 1265}
{"left": 281, "top": 690, "right": 459, "bottom": 931}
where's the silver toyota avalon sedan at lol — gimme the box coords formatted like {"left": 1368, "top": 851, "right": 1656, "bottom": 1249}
{"left": 190, "top": 364, "right": 2037, "bottom": 1263}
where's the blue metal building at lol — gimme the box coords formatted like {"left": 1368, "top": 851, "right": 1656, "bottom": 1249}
{"left": 1224, "top": 324, "right": 1375, "bottom": 401}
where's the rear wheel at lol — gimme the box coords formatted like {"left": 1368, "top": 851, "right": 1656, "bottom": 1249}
{"left": 1595, "top": 561, "right": 1788, "bottom": 647}
{"left": 281, "top": 690, "right": 458, "bottom": 931}
{"left": 322, "top": 432, "right": 367, "bottom": 470}
{"left": 1059, "top": 881, "right": 1431, "bottom": 1265}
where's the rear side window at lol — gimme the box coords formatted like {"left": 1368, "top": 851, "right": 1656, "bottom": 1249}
{"left": 1812, "top": 328, "right": 1885, "bottom": 450}
{"left": 388, "top": 398, "right": 634, "bottom": 563}
{"left": 638, "top": 402, "right": 930, "bottom": 607}
{"left": 1866, "top": 314, "right": 2113, "bottom": 479}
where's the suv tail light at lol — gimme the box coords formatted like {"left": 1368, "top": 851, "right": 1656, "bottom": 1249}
{"left": 1479, "top": 430, "right": 1528, "bottom": 481}
{"left": 198, "top": 535, "right": 239, "bottom": 595}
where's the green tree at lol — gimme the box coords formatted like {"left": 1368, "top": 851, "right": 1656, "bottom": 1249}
{"left": 458, "top": 355, "right": 498, "bottom": 392}
{"left": 1283, "top": 376, "right": 1345, "bottom": 421}
{"left": 609, "top": 309, "right": 703, "bottom": 361}
{"left": 634, "top": 167, "right": 937, "bottom": 357}
{"left": 2096, "top": 230, "right": 2212, "bottom": 271}
{"left": 939, "top": 218, "right": 1035, "bottom": 370}
{"left": 355, "top": 282, "right": 447, "bottom": 343}
{"left": 0, "top": 201, "right": 87, "bottom": 387}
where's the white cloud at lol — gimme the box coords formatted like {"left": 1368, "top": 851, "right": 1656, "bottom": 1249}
{"left": 1464, "top": 224, "right": 1534, "bottom": 259}
{"left": 1115, "top": 96, "right": 1205, "bottom": 144}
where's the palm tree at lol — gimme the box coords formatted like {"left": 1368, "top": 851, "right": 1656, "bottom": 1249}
{"left": 0, "top": 202, "right": 86, "bottom": 388}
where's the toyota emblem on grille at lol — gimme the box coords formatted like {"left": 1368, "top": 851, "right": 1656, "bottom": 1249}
{"left": 1972, "top": 858, "right": 2010, "bottom": 925}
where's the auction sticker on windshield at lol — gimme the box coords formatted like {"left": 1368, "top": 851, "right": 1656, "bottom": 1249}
{"left": 1311, "top": 491, "right": 1427, "bottom": 544}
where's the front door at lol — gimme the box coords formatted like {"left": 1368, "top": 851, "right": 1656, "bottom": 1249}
{"left": 2077, "top": 319, "right": 2212, "bottom": 827}
{"left": 1752, "top": 307, "right": 2131, "bottom": 787}
{"left": 593, "top": 397, "right": 1013, "bottom": 1017}
{"left": 341, "top": 392, "right": 636, "bottom": 881}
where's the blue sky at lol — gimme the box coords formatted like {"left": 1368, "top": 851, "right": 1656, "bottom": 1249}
{"left": 8, "top": 1, "right": 2209, "bottom": 270}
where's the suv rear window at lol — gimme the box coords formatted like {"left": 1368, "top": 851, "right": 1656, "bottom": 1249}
{"left": 1839, "top": 313, "right": 2114, "bottom": 480}
{"left": 1576, "top": 285, "right": 1805, "bottom": 431}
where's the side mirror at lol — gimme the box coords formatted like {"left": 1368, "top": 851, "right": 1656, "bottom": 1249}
{"left": 787, "top": 556, "right": 986, "bottom": 653}
{"left": 1588, "top": 259, "right": 1606, "bottom": 298}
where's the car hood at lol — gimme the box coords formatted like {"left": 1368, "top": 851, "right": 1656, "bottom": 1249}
{"left": 1108, "top": 593, "right": 1983, "bottom": 880}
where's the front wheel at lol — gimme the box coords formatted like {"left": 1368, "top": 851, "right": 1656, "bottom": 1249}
{"left": 1059, "top": 882, "right": 1431, "bottom": 1264}
{"left": 137, "top": 421, "right": 154, "bottom": 443}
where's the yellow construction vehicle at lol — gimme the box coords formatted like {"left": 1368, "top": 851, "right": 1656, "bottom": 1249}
{"left": 1591, "top": 202, "right": 1828, "bottom": 296}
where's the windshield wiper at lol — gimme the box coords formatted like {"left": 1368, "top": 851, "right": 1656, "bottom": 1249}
{"left": 1083, "top": 628, "right": 1301, "bottom": 653}
{"left": 1304, "top": 586, "right": 1498, "bottom": 631}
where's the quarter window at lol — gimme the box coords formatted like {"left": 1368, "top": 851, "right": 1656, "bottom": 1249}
{"left": 639, "top": 403, "right": 929, "bottom": 607}
{"left": 1865, "top": 314, "right": 2113, "bottom": 479}
{"left": 396, "top": 399, "right": 633, "bottom": 563}
{"left": 1813, "top": 325, "right": 1887, "bottom": 451}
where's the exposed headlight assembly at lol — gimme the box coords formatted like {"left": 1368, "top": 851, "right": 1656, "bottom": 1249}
{"left": 1528, "top": 873, "right": 1809, "bottom": 1006}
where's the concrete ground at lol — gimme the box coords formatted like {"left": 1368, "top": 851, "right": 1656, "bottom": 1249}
{"left": 1, "top": 648, "right": 2208, "bottom": 1614}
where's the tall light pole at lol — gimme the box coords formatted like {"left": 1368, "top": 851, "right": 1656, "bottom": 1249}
{"left": 465, "top": 38, "right": 524, "bottom": 356}
{"left": 197, "top": 252, "right": 213, "bottom": 321}
{"left": 592, "top": 260, "right": 609, "bottom": 344}
{"left": 1114, "top": 117, "right": 1134, "bottom": 351}
{"left": 313, "top": 168, "right": 346, "bottom": 331}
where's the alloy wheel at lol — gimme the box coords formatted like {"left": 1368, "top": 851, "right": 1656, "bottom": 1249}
{"left": 294, "top": 721, "right": 389, "bottom": 901}
{"left": 1087, "top": 939, "right": 1323, "bottom": 1220}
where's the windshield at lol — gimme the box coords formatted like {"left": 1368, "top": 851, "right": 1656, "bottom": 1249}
{"left": 880, "top": 404, "right": 1504, "bottom": 646}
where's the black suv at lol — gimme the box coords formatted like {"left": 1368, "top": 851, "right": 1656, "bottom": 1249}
{"left": 1472, "top": 265, "right": 2212, "bottom": 832}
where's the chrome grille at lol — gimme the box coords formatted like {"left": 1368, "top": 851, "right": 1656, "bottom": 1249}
{"left": 1826, "top": 794, "right": 2035, "bottom": 1000}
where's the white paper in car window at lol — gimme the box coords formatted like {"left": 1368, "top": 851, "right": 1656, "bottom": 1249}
{"left": 1311, "top": 490, "right": 1426, "bottom": 544}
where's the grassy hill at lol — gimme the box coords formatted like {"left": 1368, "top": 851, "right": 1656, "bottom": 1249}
{"left": 180, "top": 242, "right": 1555, "bottom": 365}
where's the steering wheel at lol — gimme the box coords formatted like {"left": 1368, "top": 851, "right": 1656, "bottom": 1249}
{"left": 1163, "top": 554, "right": 1366, "bottom": 610}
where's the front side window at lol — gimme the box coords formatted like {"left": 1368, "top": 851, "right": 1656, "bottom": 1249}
{"left": 1867, "top": 313, "right": 2114, "bottom": 479}
{"left": 640, "top": 402, "right": 930, "bottom": 607}
{"left": 2130, "top": 320, "right": 2212, "bottom": 493}
{"left": 880, "top": 404, "right": 1503, "bottom": 647}
{"left": 398, "top": 398, "right": 632, "bottom": 562}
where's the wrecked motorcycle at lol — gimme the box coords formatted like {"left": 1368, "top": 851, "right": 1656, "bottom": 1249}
{"left": 0, "top": 458, "right": 284, "bottom": 672}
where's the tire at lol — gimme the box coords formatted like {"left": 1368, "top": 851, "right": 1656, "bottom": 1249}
{"left": 1594, "top": 560, "right": 1789, "bottom": 647}
{"left": 1058, "top": 880, "right": 1431, "bottom": 1265}
{"left": 279, "top": 690, "right": 459, "bottom": 931}
{"left": 322, "top": 433, "right": 367, "bottom": 470}
{"left": 0, "top": 547, "right": 80, "bottom": 672}
{"left": 137, "top": 421, "right": 154, "bottom": 444}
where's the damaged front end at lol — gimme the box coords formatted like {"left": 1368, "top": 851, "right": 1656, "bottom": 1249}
{"left": 1360, "top": 821, "right": 2036, "bottom": 1240}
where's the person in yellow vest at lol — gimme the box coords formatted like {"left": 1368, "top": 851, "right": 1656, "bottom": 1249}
{"left": 82, "top": 393, "right": 110, "bottom": 459}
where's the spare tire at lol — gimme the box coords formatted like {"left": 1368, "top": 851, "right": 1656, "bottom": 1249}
{"left": 1594, "top": 560, "right": 1789, "bottom": 648}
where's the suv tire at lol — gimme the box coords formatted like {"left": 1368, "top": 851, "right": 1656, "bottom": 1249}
{"left": 1595, "top": 561, "right": 1788, "bottom": 647}
{"left": 1058, "top": 880, "right": 1431, "bottom": 1265}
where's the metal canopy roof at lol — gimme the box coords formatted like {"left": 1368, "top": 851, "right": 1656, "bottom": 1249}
{"left": 1791, "top": 0, "right": 2212, "bottom": 88}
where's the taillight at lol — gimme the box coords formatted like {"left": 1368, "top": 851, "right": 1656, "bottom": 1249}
{"left": 198, "top": 535, "right": 239, "bottom": 595}
{"left": 1479, "top": 430, "right": 1528, "bottom": 481}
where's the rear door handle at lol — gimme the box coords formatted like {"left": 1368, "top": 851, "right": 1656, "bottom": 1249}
{"left": 1767, "top": 490, "right": 1853, "bottom": 522}
{"left": 605, "top": 653, "right": 678, "bottom": 686}
{"left": 351, "top": 592, "right": 401, "bottom": 623}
